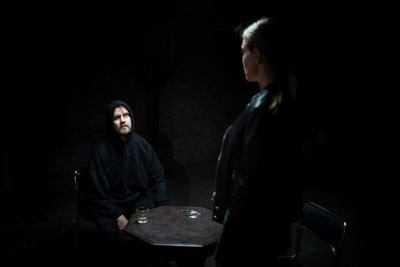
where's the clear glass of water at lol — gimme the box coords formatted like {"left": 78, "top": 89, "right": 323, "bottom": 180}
{"left": 136, "top": 206, "right": 149, "bottom": 224}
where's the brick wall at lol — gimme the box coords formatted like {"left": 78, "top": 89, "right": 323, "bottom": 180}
{"left": 158, "top": 41, "right": 251, "bottom": 166}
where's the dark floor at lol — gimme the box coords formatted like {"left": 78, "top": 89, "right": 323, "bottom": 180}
{"left": 1, "top": 161, "right": 366, "bottom": 266}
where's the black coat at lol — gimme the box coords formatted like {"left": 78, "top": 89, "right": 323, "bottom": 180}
{"left": 212, "top": 82, "right": 303, "bottom": 264}
{"left": 86, "top": 100, "right": 169, "bottom": 220}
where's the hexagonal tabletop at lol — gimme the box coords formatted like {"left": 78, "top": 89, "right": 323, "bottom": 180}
{"left": 124, "top": 206, "right": 222, "bottom": 248}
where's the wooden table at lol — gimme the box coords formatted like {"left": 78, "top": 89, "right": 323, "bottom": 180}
{"left": 124, "top": 206, "right": 222, "bottom": 248}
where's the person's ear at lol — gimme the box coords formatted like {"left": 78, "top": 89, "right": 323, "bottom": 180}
{"left": 253, "top": 48, "right": 262, "bottom": 64}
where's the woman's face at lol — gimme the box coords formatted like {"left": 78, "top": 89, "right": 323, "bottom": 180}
{"left": 241, "top": 40, "right": 259, "bottom": 82}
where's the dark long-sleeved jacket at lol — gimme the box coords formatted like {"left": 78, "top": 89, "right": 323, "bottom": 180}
{"left": 87, "top": 100, "right": 169, "bottom": 219}
{"left": 212, "top": 81, "right": 303, "bottom": 263}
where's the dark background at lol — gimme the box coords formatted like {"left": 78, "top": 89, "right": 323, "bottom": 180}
{"left": 1, "top": 1, "right": 377, "bottom": 266}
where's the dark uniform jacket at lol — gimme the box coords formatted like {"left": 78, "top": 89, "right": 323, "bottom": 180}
{"left": 212, "top": 81, "right": 303, "bottom": 264}
{"left": 86, "top": 100, "right": 169, "bottom": 220}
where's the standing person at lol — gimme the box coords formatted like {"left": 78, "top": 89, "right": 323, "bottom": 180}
{"left": 212, "top": 17, "right": 303, "bottom": 266}
{"left": 86, "top": 99, "right": 170, "bottom": 264}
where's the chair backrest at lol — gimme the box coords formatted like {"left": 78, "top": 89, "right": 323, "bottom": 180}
{"left": 73, "top": 170, "right": 80, "bottom": 192}
{"left": 293, "top": 201, "right": 347, "bottom": 266}
{"left": 73, "top": 168, "right": 91, "bottom": 219}
{"left": 74, "top": 169, "right": 87, "bottom": 194}
{"left": 302, "top": 202, "right": 347, "bottom": 254}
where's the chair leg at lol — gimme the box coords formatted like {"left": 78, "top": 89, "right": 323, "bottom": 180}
{"left": 75, "top": 210, "right": 80, "bottom": 264}
{"left": 293, "top": 224, "right": 304, "bottom": 263}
